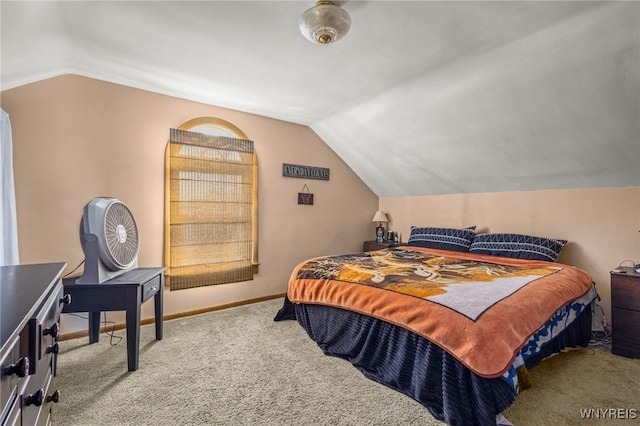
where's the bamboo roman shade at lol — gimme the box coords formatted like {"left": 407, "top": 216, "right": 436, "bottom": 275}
{"left": 166, "top": 128, "right": 255, "bottom": 290}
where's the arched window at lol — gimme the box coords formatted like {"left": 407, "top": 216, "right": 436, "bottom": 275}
{"left": 164, "top": 117, "right": 258, "bottom": 291}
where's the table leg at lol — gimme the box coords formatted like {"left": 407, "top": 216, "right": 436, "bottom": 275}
{"left": 154, "top": 284, "right": 163, "bottom": 340}
{"left": 88, "top": 312, "right": 100, "bottom": 344}
{"left": 125, "top": 287, "right": 142, "bottom": 371}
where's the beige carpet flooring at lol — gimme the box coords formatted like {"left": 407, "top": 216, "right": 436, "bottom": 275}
{"left": 52, "top": 298, "right": 640, "bottom": 425}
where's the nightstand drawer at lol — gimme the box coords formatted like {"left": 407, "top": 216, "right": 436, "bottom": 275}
{"left": 612, "top": 307, "right": 640, "bottom": 358}
{"left": 363, "top": 241, "right": 397, "bottom": 251}
{"left": 611, "top": 273, "right": 640, "bottom": 311}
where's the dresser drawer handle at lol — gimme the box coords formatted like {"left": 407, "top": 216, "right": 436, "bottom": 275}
{"left": 25, "top": 389, "right": 44, "bottom": 407}
{"left": 46, "top": 342, "right": 60, "bottom": 355}
{"left": 43, "top": 322, "right": 60, "bottom": 338}
{"left": 45, "top": 389, "right": 60, "bottom": 404}
{"left": 4, "top": 357, "right": 29, "bottom": 378}
{"left": 59, "top": 294, "right": 72, "bottom": 305}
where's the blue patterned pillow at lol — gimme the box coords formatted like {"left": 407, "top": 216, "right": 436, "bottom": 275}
{"left": 407, "top": 226, "right": 476, "bottom": 252}
{"left": 469, "top": 233, "right": 567, "bottom": 262}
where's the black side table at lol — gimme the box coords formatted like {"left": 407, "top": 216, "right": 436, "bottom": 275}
{"left": 62, "top": 267, "right": 164, "bottom": 371}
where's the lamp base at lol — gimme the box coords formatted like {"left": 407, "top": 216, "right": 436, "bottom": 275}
{"left": 375, "top": 226, "right": 386, "bottom": 243}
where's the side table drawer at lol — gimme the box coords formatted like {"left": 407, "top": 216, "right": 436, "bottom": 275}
{"left": 142, "top": 275, "right": 161, "bottom": 303}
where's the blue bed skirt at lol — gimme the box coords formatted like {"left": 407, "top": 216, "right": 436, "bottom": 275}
{"left": 274, "top": 296, "right": 592, "bottom": 426}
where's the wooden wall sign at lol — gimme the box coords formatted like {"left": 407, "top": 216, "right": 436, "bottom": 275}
{"left": 298, "top": 184, "right": 314, "bottom": 205}
{"left": 283, "top": 163, "right": 330, "bottom": 180}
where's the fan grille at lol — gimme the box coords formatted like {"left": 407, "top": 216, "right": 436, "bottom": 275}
{"left": 104, "top": 202, "right": 139, "bottom": 268}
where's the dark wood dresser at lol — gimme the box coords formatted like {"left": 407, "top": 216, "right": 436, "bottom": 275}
{"left": 611, "top": 267, "right": 640, "bottom": 359}
{"left": 0, "top": 263, "right": 71, "bottom": 425}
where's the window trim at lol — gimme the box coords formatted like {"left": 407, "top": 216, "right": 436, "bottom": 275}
{"left": 177, "top": 117, "right": 249, "bottom": 139}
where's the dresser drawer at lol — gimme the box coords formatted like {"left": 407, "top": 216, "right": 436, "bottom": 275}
{"left": 1, "top": 336, "right": 25, "bottom": 422}
{"left": 2, "top": 396, "right": 20, "bottom": 426}
{"left": 27, "top": 282, "right": 63, "bottom": 375}
{"left": 21, "top": 365, "right": 55, "bottom": 426}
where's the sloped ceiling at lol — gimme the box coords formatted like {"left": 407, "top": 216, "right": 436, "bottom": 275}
{"left": 2, "top": 1, "right": 639, "bottom": 196}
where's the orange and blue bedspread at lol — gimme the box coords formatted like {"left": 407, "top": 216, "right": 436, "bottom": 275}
{"left": 288, "top": 246, "right": 595, "bottom": 379}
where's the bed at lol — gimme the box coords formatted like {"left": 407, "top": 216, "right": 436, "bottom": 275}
{"left": 274, "top": 228, "right": 598, "bottom": 426}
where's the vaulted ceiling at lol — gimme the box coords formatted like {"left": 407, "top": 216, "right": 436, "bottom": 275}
{"left": 2, "top": 1, "right": 639, "bottom": 196}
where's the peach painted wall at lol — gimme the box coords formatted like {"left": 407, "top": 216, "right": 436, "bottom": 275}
{"left": 380, "top": 186, "right": 640, "bottom": 321}
{"left": 1, "top": 74, "right": 378, "bottom": 334}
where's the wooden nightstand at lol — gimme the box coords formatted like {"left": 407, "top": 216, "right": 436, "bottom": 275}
{"left": 363, "top": 240, "right": 399, "bottom": 252}
{"left": 611, "top": 267, "right": 640, "bottom": 359}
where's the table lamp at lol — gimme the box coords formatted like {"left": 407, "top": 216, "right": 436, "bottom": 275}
{"left": 371, "top": 210, "right": 388, "bottom": 242}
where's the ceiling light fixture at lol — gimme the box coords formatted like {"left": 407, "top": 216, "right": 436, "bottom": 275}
{"left": 299, "top": 1, "right": 351, "bottom": 45}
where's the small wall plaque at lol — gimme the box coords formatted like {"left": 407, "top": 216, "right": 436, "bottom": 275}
{"left": 283, "top": 163, "right": 329, "bottom": 180}
{"left": 298, "top": 184, "right": 314, "bottom": 205}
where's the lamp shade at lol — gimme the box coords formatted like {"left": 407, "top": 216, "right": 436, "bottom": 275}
{"left": 299, "top": 1, "right": 351, "bottom": 45}
{"left": 371, "top": 210, "right": 388, "bottom": 223}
